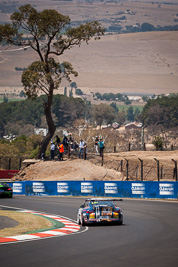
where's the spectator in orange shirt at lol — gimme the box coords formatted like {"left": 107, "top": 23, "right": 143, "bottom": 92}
{"left": 57, "top": 142, "right": 64, "bottom": 161}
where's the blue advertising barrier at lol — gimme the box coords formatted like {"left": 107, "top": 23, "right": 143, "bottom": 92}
{"left": 8, "top": 181, "right": 178, "bottom": 200}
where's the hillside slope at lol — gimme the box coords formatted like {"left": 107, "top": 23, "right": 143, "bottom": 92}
{"left": 1, "top": 31, "right": 178, "bottom": 95}
{"left": 13, "top": 150, "right": 178, "bottom": 182}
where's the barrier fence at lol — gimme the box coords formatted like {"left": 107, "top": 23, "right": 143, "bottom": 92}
{"left": 8, "top": 181, "right": 178, "bottom": 200}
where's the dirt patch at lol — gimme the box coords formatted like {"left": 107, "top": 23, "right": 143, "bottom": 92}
{"left": 13, "top": 158, "right": 124, "bottom": 181}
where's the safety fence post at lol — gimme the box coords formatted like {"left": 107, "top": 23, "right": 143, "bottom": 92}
{"left": 101, "top": 152, "right": 104, "bottom": 166}
{"left": 8, "top": 158, "right": 11, "bottom": 170}
{"left": 68, "top": 146, "right": 70, "bottom": 159}
{"left": 172, "top": 159, "right": 177, "bottom": 181}
{"left": 19, "top": 158, "right": 22, "bottom": 170}
{"left": 84, "top": 147, "right": 87, "bottom": 160}
{"left": 154, "top": 158, "right": 160, "bottom": 181}
{"left": 120, "top": 160, "right": 123, "bottom": 172}
{"left": 124, "top": 158, "right": 129, "bottom": 181}
{"left": 128, "top": 143, "right": 131, "bottom": 151}
{"left": 138, "top": 158, "right": 143, "bottom": 181}
{"left": 160, "top": 165, "right": 163, "bottom": 179}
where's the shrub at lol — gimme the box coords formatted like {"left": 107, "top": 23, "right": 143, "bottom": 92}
{"left": 152, "top": 136, "right": 163, "bottom": 151}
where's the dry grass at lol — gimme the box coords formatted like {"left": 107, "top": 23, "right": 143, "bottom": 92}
{"left": 0, "top": 1, "right": 178, "bottom": 95}
{"left": 1, "top": 31, "right": 178, "bottom": 95}
{"left": 0, "top": 210, "right": 53, "bottom": 237}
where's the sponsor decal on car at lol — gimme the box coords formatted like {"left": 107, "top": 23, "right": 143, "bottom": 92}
{"left": 131, "top": 183, "right": 145, "bottom": 195}
{"left": 159, "top": 183, "right": 174, "bottom": 195}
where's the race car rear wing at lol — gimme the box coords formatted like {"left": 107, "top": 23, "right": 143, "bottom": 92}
{"left": 85, "top": 198, "right": 123, "bottom": 202}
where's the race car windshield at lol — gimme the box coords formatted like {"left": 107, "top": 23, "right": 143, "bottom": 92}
{"left": 90, "top": 200, "right": 114, "bottom": 208}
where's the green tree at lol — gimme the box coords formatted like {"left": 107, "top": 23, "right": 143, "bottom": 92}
{"left": 64, "top": 87, "right": 67, "bottom": 96}
{"left": 110, "top": 102, "right": 118, "bottom": 114}
{"left": 95, "top": 92, "right": 102, "bottom": 100}
{"left": 0, "top": 4, "right": 104, "bottom": 158}
{"left": 127, "top": 106, "right": 134, "bottom": 121}
{"left": 70, "top": 82, "right": 77, "bottom": 90}
{"left": 52, "top": 95, "right": 86, "bottom": 127}
{"left": 69, "top": 89, "right": 73, "bottom": 97}
{"left": 142, "top": 95, "right": 149, "bottom": 102}
{"left": 0, "top": 94, "right": 86, "bottom": 137}
{"left": 117, "top": 109, "right": 126, "bottom": 125}
{"left": 76, "top": 88, "right": 83, "bottom": 95}
{"left": 92, "top": 103, "right": 115, "bottom": 127}
{"left": 134, "top": 107, "right": 141, "bottom": 120}
{"left": 140, "top": 95, "right": 178, "bottom": 128}
{"left": 3, "top": 94, "right": 8, "bottom": 103}
{"left": 141, "top": 22, "right": 155, "bottom": 32}
{"left": 19, "top": 90, "right": 26, "bottom": 97}
{"left": 124, "top": 99, "right": 131, "bottom": 105}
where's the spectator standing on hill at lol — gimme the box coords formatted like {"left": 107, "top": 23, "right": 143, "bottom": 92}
{"left": 84, "top": 141, "right": 87, "bottom": 160}
{"left": 98, "top": 138, "right": 104, "bottom": 157}
{"left": 94, "top": 136, "right": 99, "bottom": 155}
{"left": 79, "top": 139, "right": 85, "bottom": 159}
{"left": 58, "top": 142, "right": 64, "bottom": 161}
{"left": 55, "top": 135, "right": 60, "bottom": 154}
{"left": 68, "top": 133, "right": 73, "bottom": 142}
{"left": 74, "top": 141, "right": 79, "bottom": 151}
{"left": 55, "top": 135, "right": 60, "bottom": 146}
{"left": 50, "top": 141, "right": 55, "bottom": 160}
{"left": 62, "top": 135, "right": 68, "bottom": 152}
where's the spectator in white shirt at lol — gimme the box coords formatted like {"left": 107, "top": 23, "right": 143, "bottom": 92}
{"left": 79, "top": 139, "right": 85, "bottom": 159}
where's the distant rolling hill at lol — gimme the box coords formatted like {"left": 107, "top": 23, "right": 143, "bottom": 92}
{"left": 0, "top": 31, "right": 178, "bottom": 95}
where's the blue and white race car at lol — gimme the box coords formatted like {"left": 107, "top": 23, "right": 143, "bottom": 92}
{"left": 77, "top": 198, "right": 123, "bottom": 226}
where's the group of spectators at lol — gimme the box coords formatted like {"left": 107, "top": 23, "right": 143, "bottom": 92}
{"left": 50, "top": 134, "right": 79, "bottom": 161}
{"left": 50, "top": 134, "right": 105, "bottom": 161}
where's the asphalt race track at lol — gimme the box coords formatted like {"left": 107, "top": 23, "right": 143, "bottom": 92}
{"left": 0, "top": 196, "right": 178, "bottom": 267}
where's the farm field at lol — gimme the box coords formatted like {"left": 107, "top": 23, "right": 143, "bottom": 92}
{"left": 0, "top": 1, "right": 178, "bottom": 96}
{"left": 116, "top": 104, "right": 144, "bottom": 112}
